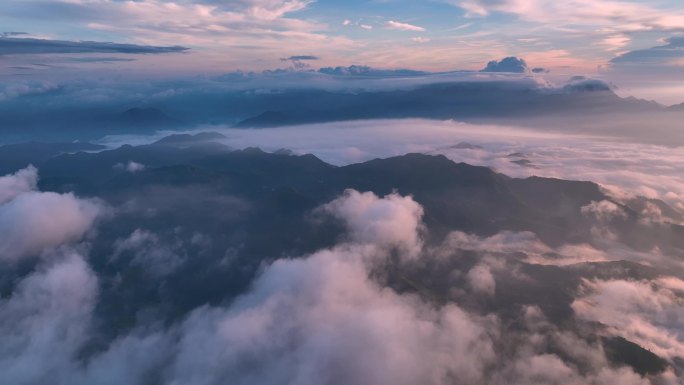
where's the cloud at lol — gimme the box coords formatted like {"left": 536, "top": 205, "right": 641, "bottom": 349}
{"left": 1, "top": 32, "right": 28, "bottom": 38}
{"left": 441, "top": 231, "right": 550, "bottom": 256}
{"left": 112, "top": 229, "right": 185, "bottom": 277}
{"left": 0, "top": 37, "right": 188, "bottom": 55}
{"left": 611, "top": 37, "right": 684, "bottom": 65}
{"left": 342, "top": 19, "right": 373, "bottom": 30}
{"left": 321, "top": 189, "right": 425, "bottom": 261}
{"left": 281, "top": 55, "right": 320, "bottom": 70}
{"left": 0, "top": 166, "right": 102, "bottom": 262}
{"left": 317, "top": 65, "right": 427, "bottom": 77}
{"left": 385, "top": 21, "right": 426, "bottom": 32}
{"left": 411, "top": 37, "right": 431, "bottom": 43}
{"left": 481, "top": 56, "right": 528, "bottom": 73}
{"left": 171, "top": 243, "right": 494, "bottom": 385}
{"left": 602, "top": 37, "right": 684, "bottom": 105}
{"left": 562, "top": 76, "right": 613, "bottom": 92}
{"left": 573, "top": 278, "right": 684, "bottom": 360}
{"left": 0, "top": 80, "right": 58, "bottom": 101}
{"left": 493, "top": 353, "right": 650, "bottom": 385}
{"left": 638, "top": 202, "right": 668, "bottom": 225}
{"left": 0, "top": 252, "right": 97, "bottom": 385}
{"left": 467, "top": 264, "right": 496, "bottom": 296}
{"left": 114, "top": 161, "right": 146, "bottom": 173}
{"left": 284, "top": 55, "right": 320, "bottom": 61}
{"left": 233, "top": 0, "right": 314, "bottom": 21}
{"left": 451, "top": 0, "right": 684, "bottom": 32}
{"left": 63, "top": 57, "right": 137, "bottom": 63}
{"left": 126, "top": 161, "right": 145, "bottom": 172}
{"left": 0, "top": 247, "right": 172, "bottom": 385}
{"left": 438, "top": 230, "right": 613, "bottom": 267}
{"left": 581, "top": 200, "right": 626, "bottom": 222}
{"left": 0, "top": 165, "right": 37, "bottom": 204}
{"left": 448, "top": 0, "right": 684, "bottom": 75}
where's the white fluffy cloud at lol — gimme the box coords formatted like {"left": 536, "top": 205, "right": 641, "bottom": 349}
{"left": 581, "top": 200, "right": 626, "bottom": 222}
{"left": 170, "top": 244, "right": 495, "bottom": 385}
{"left": 385, "top": 21, "right": 426, "bottom": 32}
{"left": 0, "top": 165, "right": 37, "bottom": 205}
{"left": 467, "top": 264, "right": 496, "bottom": 296}
{"left": 321, "top": 189, "right": 425, "bottom": 260}
{"left": 581, "top": 200, "right": 627, "bottom": 240}
{"left": 0, "top": 167, "right": 102, "bottom": 262}
{"left": 0, "top": 252, "right": 98, "bottom": 384}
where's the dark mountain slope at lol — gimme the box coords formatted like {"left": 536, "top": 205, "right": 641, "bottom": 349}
{"left": 0, "top": 141, "right": 105, "bottom": 175}
{"left": 31, "top": 142, "right": 681, "bottom": 251}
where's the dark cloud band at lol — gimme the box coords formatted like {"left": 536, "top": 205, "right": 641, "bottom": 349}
{"left": 611, "top": 37, "right": 684, "bottom": 64}
{"left": 0, "top": 37, "right": 189, "bottom": 55}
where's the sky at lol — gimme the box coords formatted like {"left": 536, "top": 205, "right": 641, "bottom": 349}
{"left": 0, "top": 0, "right": 683, "bottom": 103}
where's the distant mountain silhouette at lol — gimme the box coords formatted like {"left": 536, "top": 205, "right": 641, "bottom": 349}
{"left": 107, "top": 107, "right": 181, "bottom": 130}
{"left": 667, "top": 102, "right": 684, "bottom": 111}
{"left": 231, "top": 82, "right": 669, "bottom": 129}
{"left": 234, "top": 111, "right": 296, "bottom": 128}
{"left": 3, "top": 80, "right": 683, "bottom": 145}
{"left": 0, "top": 141, "right": 105, "bottom": 175}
